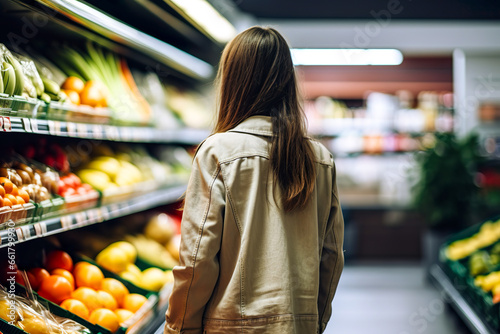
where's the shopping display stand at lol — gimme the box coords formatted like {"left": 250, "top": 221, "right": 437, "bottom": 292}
{"left": 429, "top": 264, "right": 497, "bottom": 334}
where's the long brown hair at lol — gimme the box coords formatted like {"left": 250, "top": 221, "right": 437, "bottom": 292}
{"left": 214, "top": 26, "right": 316, "bottom": 212}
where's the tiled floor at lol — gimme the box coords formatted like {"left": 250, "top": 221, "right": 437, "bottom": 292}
{"left": 324, "top": 263, "right": 472, "bottom": 334}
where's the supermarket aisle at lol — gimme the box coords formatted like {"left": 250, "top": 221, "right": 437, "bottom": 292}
{"left": 325, "top": 263, "right": 471, "bottom": 334}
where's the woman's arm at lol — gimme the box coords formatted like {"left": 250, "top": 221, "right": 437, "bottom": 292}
{"left": 165, "top": 144, "right": 226, "bottom": 334}
{"left": 317, "top": 163, "right": 345, "bottom": 333}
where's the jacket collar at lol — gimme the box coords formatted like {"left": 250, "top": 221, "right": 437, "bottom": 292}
{"left": 228, "top": 116, "right": 273, "bottom": 137}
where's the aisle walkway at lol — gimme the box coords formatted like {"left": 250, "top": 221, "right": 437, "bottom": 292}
{"left": 324, "top": 263, "right": 471, "bottom": 334}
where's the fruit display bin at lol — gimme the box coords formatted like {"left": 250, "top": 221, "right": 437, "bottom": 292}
{"left": 0, "top": 93, "right": 13, "bottom": 114}
{"left": 9, "top": 96, "right": 39, "bottom": 118}
{"left": 0, "top": 318, "right": 28, "bottom": 334}
{"left": 13, "top": 282, "right": 112, "bottom": 334}
{"left": 440, "top": 218, "right": 500, "bottom": 331}
{"left": 45, "top": 102, "right": 112, "bottom": 124}
{"left": 62, "top": 190, "right": 100, "bottom": 215}
{"left": 0, "top": 206, "right": 12, "bottom": 226}
{"left": 101, "top": 180, "right": 157, "bottom": 205}
{"left": 33, "top": 196, "right": 65, "bottom": 221}
{"left": 11, "top": 202, "right": 37, "bottom": 226}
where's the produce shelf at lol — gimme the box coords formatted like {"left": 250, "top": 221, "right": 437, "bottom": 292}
{"left": 1, "top": 116, "right": 209, "bottom": 144}
{"left": 27, "top": 0, "right": 214, "bottom": 81}
{"left": 429, "top": 264, "right": 497, "bottom": 334}
{"left": 0, "top": 184, "right": 187, "bottom": 248}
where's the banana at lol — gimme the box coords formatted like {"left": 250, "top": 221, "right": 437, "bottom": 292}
{"left": 41, "top": 77, "right": 60, "bottom": 95}
{"left": 40, "top": 92, "right": 51, "bottom": 103}
{"left": 2, "top": 62, "right": 15, "bottom": 96}
{"left": 5, "top": 54, "right": 24, "bottom": 96}
{"left": 0, "top": 67, "right": 3, "bottom": 94}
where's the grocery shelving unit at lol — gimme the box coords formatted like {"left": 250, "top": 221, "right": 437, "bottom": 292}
{"left": 0, "top": 184, "right": 186, "bottom": 248}
{"left": 429, "top": 264, "right": 497, "bottom": 334}
{"left": 2, "top": 116, "right": 210, "bottom": 144}
{"left": 0, "top": 0, "right": 224, "bottom": 333}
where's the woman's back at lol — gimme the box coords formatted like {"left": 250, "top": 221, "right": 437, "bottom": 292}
{"left": 166, "top": 116, "right": 344, "bottom": 333}
{"left": 165, "top": 26, "right": 344, "bottom": 334}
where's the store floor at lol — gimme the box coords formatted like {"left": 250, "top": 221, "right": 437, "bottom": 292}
{"left": 325, "top": 262, "right": 471, "bottom": 334}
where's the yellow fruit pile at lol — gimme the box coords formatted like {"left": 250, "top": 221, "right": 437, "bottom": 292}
{"left": 446, "top": 219, "right": 500, "bottom": 260}
{"left": 96, "top": 241, "right": 173, "bottom": 291}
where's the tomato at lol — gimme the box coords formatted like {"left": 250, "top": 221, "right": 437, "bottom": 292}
{"left": 45, "top": 250, "right": 74, "bottom": 272}
{"left": 37, "top": 275, "right": 73, "bottom": 304}
{"left": 29, "top": 268, "right": 50, "bottom": 288}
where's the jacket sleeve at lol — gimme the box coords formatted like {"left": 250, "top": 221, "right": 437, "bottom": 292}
{"left": 165, "top": 143, "right": 225, "bottom": 334}
{"left": 317, "top": 163, "right": 344, "bottom": 333}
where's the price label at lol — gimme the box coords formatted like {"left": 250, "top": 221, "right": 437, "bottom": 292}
{"left": 33, "top": 223, "right": 42, "bottom": 237}
{"left": 30, "top": 119, "right": 39, "bottom": 133}
{"left": 100, "top": 207, "right": 110, "bottom": 221}
{"left": 75, "top": 212, "right": 87, "bottom": 227}
{"left": 77, "top": 123, "right": 88, "bottom": 138}
{"left": 61, "top": 216, "right": 72, "bottom": 230}
{"left": 15, "top": 227, "right": 23, "bottom": 241}
{"left": 21, "top": 226, "right": 31, "bottom": 239}
{"left": 0, "top": 116, "right": 3, "bottom": 129}
{"left": 92, "top": 125, "right": 103, "bottom": 139}
{"left": 3, "top": 117, "right": 11, "bottom": 132}
{"left": 21, "top": 118, "right": 32, "bottom": 132}
{"left": 67, "top": 122, "right": 77, "bottom": 137}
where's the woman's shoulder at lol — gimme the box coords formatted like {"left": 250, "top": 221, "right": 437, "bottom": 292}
{"left": 308, "top": 139, "right": 334, "bottom": 167}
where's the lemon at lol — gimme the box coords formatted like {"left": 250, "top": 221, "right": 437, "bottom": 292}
{"left": 109, "top": 241, "right": 137, "bottom": 263}
{"left": 96, "top": 247, "right": 129, "bottom": 273}
{"left": 120, "top": 271, "right": 142, "bottom": 286}
{"left": 139, "top": 268, "right": 167, "bottom": 291}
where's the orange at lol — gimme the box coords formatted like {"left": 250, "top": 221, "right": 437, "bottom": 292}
{"left": 73, "top": 261, "right": 92, "bottom": 273}
{"left": 51, "top": 269, "right": 75, "bottom": 289}
{"left": 15, "top": 196, "right": 25, "bottom": 205}
{"left": 62, "top": 76, "right": 85, "bottom": 94}
{"left": 10, "top": 185, "right": 18, "bottom": 196}
{"left": 0, "top": 185, "right": 4, "bottom": 197}
{"left": 45, "top": 250, "right": 73, "bottom": 272}
{"left": 101, "top": 278, "right": 129, "bottom": 307}
{"left": 74, "top": 263, "right": 104, "bottom": 290}
{"left": 89, "top": 308, "right": 119, "bottom": 332}
{"left": 122, "top": 293, "right": 147, "bottom": 313}
{"left": 80, "top": 81, "right": 105, "bottom": 108}
{"left": 0, "top": 178, "right": 13, "bottom": 193}
{"left": 60, "top": 299, "right": 89, "bottom": 320}
{"left": 5, "top": 194, "right": 17, "bottom": 205}
{"left": 0, "top": 197, "right": 3, "bottom": 207}
{"left": 62, "top": 89, "right": 80, "bottom": 105}
{"left": 96, "top": 290, "right": 118, "bottom": 310}
{"left": 114, "top": 309, "right": 134, "bottom": 323}
{"left": 18, "top": 189, "right": 29, "bottom": 203}
{"left": 2, "top": 198, "right": 11, "bottom": 207}
{"left": 71, "top": 287, "right": 100, "bottom": 312}
{"left": 37, "top": 275, "right": 73, "bottom": 304}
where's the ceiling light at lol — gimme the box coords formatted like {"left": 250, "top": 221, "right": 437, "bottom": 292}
{"left": 291, "top": 49, "right": 403, "bottom": 66}
{"left": 168, "top": 0, "right": 237, "bottom": 44}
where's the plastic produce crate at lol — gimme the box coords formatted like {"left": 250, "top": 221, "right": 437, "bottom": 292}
{"left": 0, "top": 94, "right": 13, "bottom": 114}
{"left": 9, "top": 96, "right": 39, "bottom": 118}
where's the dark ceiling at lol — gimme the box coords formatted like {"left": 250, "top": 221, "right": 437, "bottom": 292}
{"left": 232, "top": 0, "right": 500, "bottom": 20}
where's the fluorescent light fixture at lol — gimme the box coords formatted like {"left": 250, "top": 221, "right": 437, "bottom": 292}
{"left": 36, "top": 0, "right": 213, "bottom": 80}
{"left": 291, "top": 49, "right": 403, "bottom": 66}
{"left": 168, "top": 0, "right": 237, "bottom": 43}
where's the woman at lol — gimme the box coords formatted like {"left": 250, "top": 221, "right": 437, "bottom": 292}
{"left": 164, "top": 26, "right": 344, "bottom": 334}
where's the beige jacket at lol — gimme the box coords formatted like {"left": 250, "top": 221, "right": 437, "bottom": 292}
{"left": 165, "top": 116, "right": 344, "bottom": 334}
